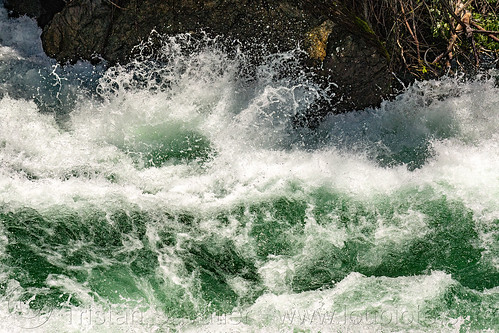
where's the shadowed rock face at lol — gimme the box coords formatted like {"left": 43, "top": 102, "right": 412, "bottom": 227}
{"left": 3, "top": 0, "right": 394, "bottom": 119}
{"left": 293, "top": 20, "right": 392, "bottom": 127}
{"left": 323, "top": 21, "right": 392, "bottom": 111}
{"left": 4, "top": 0, "right": 65, "bottom": 27}
{"left": 41, "top": 0, "right": 331, "bottom": 64}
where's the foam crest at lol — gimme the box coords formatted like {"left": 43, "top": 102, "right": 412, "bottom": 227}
{"left": 0, "top": 12, "right": 498, "bottom": 332}
{"left": 185, "top": 271, "right": 486, "bottom": 332}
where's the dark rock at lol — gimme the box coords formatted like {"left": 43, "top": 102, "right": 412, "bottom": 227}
{"left": 322, "top": 18, "right": 392, "bottom": 111}
{"left": 4, "top": 0, "right": 65, "bottom": 27}
{"left": 4, "top": 0, "right": 42, "bottom": 20}
{"left": 42, "top": 0, "right": 331, "bottom": 64}
{"left": 37, "top": 0, "right": 393, "bottom": 119}
{"left": 297, "top": 15, "right": 392, "bottom": 126}
{"left": 41, "top": 0, "right": 114, "bottom": 64}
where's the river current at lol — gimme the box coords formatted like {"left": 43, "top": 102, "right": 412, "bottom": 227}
{"left": 0, "top": 5, "right": 498, "bottom": 332}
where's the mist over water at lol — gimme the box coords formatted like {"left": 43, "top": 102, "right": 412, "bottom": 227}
{"left": 0, "top": 4, "right": 498, "bottom": 332}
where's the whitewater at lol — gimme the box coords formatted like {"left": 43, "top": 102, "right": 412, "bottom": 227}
{"left": 0, "top": 4, "right": 498, "bottom": 332}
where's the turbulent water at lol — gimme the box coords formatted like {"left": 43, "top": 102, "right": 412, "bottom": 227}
{"left": 0, "top": 5, "right": 498, "bottom": 333}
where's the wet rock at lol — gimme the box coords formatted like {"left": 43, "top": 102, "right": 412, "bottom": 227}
{"left": 37, "top": 0, "right": 393, "bottom": 118}
{"left": 4, "top": 0, "right": 65, "bottom": 27}
{"left": 322, "top": 18, "right": 392, "bottom": 111}
{"left": 296, "top": 17, "right": 393, "bottom": 126}
{"left": 41, "top": 0, "right": 114, "bottom": 64}
{"left": 42, "top": 0, "right": 331, "bottom": 64}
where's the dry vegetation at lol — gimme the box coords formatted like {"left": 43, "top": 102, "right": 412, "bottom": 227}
{"left": 345, "top": 0, "right": 499, "bottom": 78}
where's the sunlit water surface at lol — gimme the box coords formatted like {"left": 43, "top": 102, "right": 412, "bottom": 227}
{"left": 0, "top": 5, "right": 498, "bottom": 332}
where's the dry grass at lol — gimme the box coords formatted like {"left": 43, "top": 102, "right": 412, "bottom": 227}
{"left": 343, "top": 0, "right": 499, "bottom": 78}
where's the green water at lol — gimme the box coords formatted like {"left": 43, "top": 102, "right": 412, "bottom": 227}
{"left": 1, "top": 184, "right": 498, "bottom": 331}
{"left": 0, "top": 6, "right": 498, "bottom": 332}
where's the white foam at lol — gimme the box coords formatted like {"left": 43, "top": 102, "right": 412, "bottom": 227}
{"left": 0, "top": 4, "right": 47, "bottom": 62}
{"left": 184, "top": 271, "right": 468, "bottom": 333}
{"left": 0, "top": 9, "right": 498, "bottom": 332}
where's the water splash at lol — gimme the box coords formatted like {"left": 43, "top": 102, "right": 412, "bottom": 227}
{"left": 0, "top": 8, "right": 498, "bottom": 333}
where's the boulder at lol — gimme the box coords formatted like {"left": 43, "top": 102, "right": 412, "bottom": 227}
{"left": 9, "top": 0, "right": 393, "bottom": 118}
{"left": 293, "top": 16, "right": 392, "bottom": 127}
{"left": 42, "top": 0, "right": 332, "bottom": 64}
{"left": 322, "top": 17, "right": 392, "bottom": 111}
